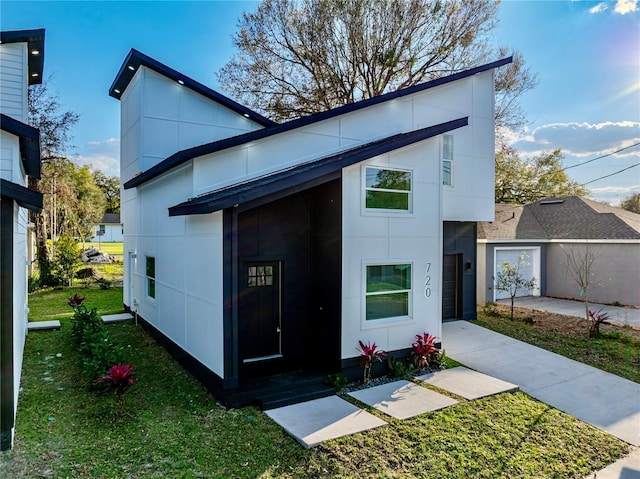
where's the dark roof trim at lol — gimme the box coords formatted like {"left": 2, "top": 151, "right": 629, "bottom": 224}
{"left": 169, "top": 117, "right": 467, "bottom": 216}
{"left": 125, "top": 56, "right": 512, "bottom": 190}
{"left": 0, "top": 114, "right": 41, "bottom": 179}
{"left": 0, "top": 29, "right": 45, "bottom": 85}
{"left": 0, "top": 178, "right": 43, "bottom": 212}
{"left": 108, "top": 48, "right": 275, "bottom": 127}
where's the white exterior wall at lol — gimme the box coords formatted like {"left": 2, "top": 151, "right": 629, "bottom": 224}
{"left": 89, "top": 223, "right": 123, "bottom": 243}
{"left": 12, "top": 201, "right": 28, "bottom": 424}
{"left": 341, "top": 140, "right": 443, "bottom": 358}
{"left": 0, "top": 42, "right": 28, "bottom": 122}
{"left": 123, "top": 165, "right": 225, "bottom": 377}
{"left": 1, "top": 130, "right": 22, "bottom": 184}
{"left": 193, "top": 72, "right": 496, "bottom": 225}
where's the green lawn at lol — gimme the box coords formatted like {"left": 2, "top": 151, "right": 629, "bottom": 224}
{"left": 84, "top": 242, "right": 123, "bottom": 255}
{"left": 0, "top": 287, "right": 630, "bottom": 478}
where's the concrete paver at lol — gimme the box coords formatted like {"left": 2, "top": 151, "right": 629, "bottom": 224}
{"left": 348, "top": 380, "right": 458, "bottom": 419}
{"left": 265, "top": 395, "right": 386, "bottom": 448}
{"left": 102, "top": 313, "right": 133, "bottom": 323}
{"left": 416, "top": 366, "right": 519, "bottom": 400}
{"left": 443, "top": 320, "right": 640, "bottom": 446}
{"left": 27, "top": 320, "right": 61, "bottom": 330}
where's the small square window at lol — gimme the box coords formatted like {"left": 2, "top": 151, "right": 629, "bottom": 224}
{"left": 248, "top": 264, "right": 274, "bottom": 287}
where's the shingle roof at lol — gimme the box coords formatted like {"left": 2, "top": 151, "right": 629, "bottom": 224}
{"left": 478, "top": 197, "right": 640, "bottom": 240}
{"left": 100, "top": 213, "right": 121, "bottom": 224}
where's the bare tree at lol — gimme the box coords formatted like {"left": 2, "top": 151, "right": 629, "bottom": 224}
{"left": 218, "top": 0, "right": 537, "bottom": 130}
{"left": 563, "top": 243, "right": 599, "bottom": 336}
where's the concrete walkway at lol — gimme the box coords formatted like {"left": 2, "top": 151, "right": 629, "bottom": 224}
{"left": 498, "top": 296, "right": 640, "bottom": 329}
{"left": 443, "top": 320, "right": 640, "bottom": 446}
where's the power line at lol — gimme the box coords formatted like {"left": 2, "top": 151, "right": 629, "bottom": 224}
{"left": 562, "top": 142, "right": 640, "bottom": 172}
{"left": 580, "top": 163, "right": 640, "bottom": 186}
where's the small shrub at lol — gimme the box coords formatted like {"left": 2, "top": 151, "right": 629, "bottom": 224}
{"left": 387, "top": 356, "right": 410, "bottom": 378}
{"left": 76, "top": 267, "right": 96, "bottom": 279}
{"left": 51, "top": 235, "right": 81, "bottom": 286}
{"left": 80, "top": 329, "right": 125, "bottom": 380}
{"left": 97, "top": 278, "right": 112, "bottom": 290}
{"left": 28, "top": 274, "right": 41, "bottom": 293}
{"left": 325, "top": 373, "right": 348, "bottom": 390}
{"left": 358, "top": 340, "right": 386, "bottom": 384}
{"left": 483, "top": 302, "right": 502, "bottom": 317}
{"left": 588, "top": 309, "right": 610, "bottom": 338}
{"left": 411, "top": 332, "right": 440, "bottom": 371}
{"left": 94, "top": 363, "right": 138, "bottom": 410}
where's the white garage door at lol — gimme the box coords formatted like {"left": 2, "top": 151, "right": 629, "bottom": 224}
{"left": 494, "top": 248, "right": 540, "bottom": 301}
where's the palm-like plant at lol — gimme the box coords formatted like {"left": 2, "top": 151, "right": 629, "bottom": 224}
{"left": 358, "top": 340, "right": 386, "bottom": 384}
{"left": 94, "top": 363, "right": 139, "bottom": 410}
{"left": 411, "top": 333, "right": 440, "bottom": 370}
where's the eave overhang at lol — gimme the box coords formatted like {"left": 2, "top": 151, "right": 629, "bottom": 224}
{"left": 0, "top": 114, "right": 41, "bottom": 179}
{"left": 108, "top": 48, "right": 275, "bottom": 127}
{"left": 0, "top": 179, "right": 43, "bottom": 212}
{"left": 125, "top": 56, "right": 512, "bottom": 191}
{"left": 0, "top": 29, "right": 45, "bottom": 85}
{"left": 168, "top": 117, "right": 468, "bottom": 216}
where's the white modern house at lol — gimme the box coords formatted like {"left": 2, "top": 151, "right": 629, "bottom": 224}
{"left": 0, "top": 29, "right": 44, "bottom": 450}
{"left": 110, "top": 49, "right": 510, "bottom": 406}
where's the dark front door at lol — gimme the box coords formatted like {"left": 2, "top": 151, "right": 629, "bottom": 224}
{"left": 239, "top": 261, "right": 283, "bottom": 364}
{"left": 442, "top": 254, "right": 461, "bottom": 320}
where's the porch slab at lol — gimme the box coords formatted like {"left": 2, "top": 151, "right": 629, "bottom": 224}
{"left": 27, "top": 320, "right": 61, "bottom": 331}
{"left": 416, "top": 366, "right": 519, "bottom": 400}
{"left": 265, "top": 395, "right": 387, "bottom": 448}
{"left": 348, "top": 380, "right": 458, "bottom": 419}
{"left": 102, "top": 313, "right": 133, "bottom": 323}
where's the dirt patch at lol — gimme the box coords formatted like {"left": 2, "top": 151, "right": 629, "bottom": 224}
{"left": 487, "top": 303, "right": 640, "bottom": 339}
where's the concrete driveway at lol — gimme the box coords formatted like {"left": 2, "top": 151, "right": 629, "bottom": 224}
{"left": 442, "top": 320, "right": 640, "bottom": 446}
{"left": 498, "top": 296, "right": 640, "bottom": 329}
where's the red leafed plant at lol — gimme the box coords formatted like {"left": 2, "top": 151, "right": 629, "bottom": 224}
{"left": 94, "top": 363, "right": 139, "bottom": 409}
{"left": 411, "top": 333, "right": 440, "bottom": 370}
{"left": 67, "top": 293, "right": 86, "bottom": 308}
{"left": 358, "top": 340, "right": 386, "bottom": 384}
{"left": 588, "top": 309, "right": 610, "bottom": 338}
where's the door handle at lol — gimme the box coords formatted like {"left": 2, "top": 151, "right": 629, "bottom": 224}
{"left": 276, "top": 326, "right": 281, "bottom": 333}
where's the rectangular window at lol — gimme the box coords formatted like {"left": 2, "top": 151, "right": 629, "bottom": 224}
{"left": 365, "top": 166, "right": 412, "bottom": 211}
{"left": 145, "top": 256, "right": 155, "bottom": 299}
{"left": 365, "top": 263, "right": 412, "bottom": 321}
{"left": 442, "top": 134, "right": 453, "bottom": 186}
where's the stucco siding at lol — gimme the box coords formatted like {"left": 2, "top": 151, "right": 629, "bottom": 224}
{"left": 547, "top": 242, "right": 640, "bottom": 307}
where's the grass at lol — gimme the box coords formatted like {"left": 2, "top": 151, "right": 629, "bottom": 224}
{"left": 0, "top": 287, "right": 631, "bottom": 478}
{"left": 476, "top": 308, "right": 640, "bottom": 383}
{"left": 83, "top": 242, "right": 124, "bottom": 255}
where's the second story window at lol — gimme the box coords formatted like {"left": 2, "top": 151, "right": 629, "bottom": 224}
{"left": 442, "top": 134, "right": 453, "bottom": 186}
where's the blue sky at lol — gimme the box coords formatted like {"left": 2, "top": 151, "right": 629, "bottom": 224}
{"left": 2, "top": 0, "right": 639, "bottom": 205}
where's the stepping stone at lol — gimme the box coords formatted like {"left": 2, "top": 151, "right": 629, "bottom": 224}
{"left": 348, "top": 380, "right": 458, "bottom": 420}
{"left": 102, "top": 313, "right": 133, "bottom": 323}
{"left": 416, "top": 366, "right": 519, "bottom": 400}
{"left": 27, "top": 320, "right": 61, "bottom": 331}
{"left": 265, "top": 395, "right": 386, "bottom": 448}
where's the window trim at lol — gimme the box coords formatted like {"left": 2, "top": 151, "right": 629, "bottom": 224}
{"left": 442, "top": 134, "right": 453, "bottom": 187}
{"left": 362, "top": 261, "right": 414, "bottom": 328}
{"left": 362, "top": 165, "right": 413, "bottom": 214}
{"left": 145, "top": 255, "right": 156, "bottom": 300}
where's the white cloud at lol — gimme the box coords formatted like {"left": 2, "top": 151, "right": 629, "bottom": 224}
{"left": 589, "top": 2, "right": 609, "bottom": 13}
{"left": 72, "top": 138, "right": 120, "bottom": 176}
{"left": 614, "top": 0, "right": 638, "bottom": 14}
{"left": 511, "top": 121, "right": 640, "bottom": 157}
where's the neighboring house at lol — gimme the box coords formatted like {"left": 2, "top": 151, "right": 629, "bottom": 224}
{"left": 90, "top": 213, "right": 123, "bottom": 242}
{"left": 0, "top": 29, "right": 44, "bottom": 450}
{"left": 110, "top": 48, "right": 511, "bottom": 405}
{"left": 478, "top": 197, "right": 640, "bottom": 307}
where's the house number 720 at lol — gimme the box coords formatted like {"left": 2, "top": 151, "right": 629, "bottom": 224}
{"left": 424, "top": 262, "right": 432, "bottom": 298}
